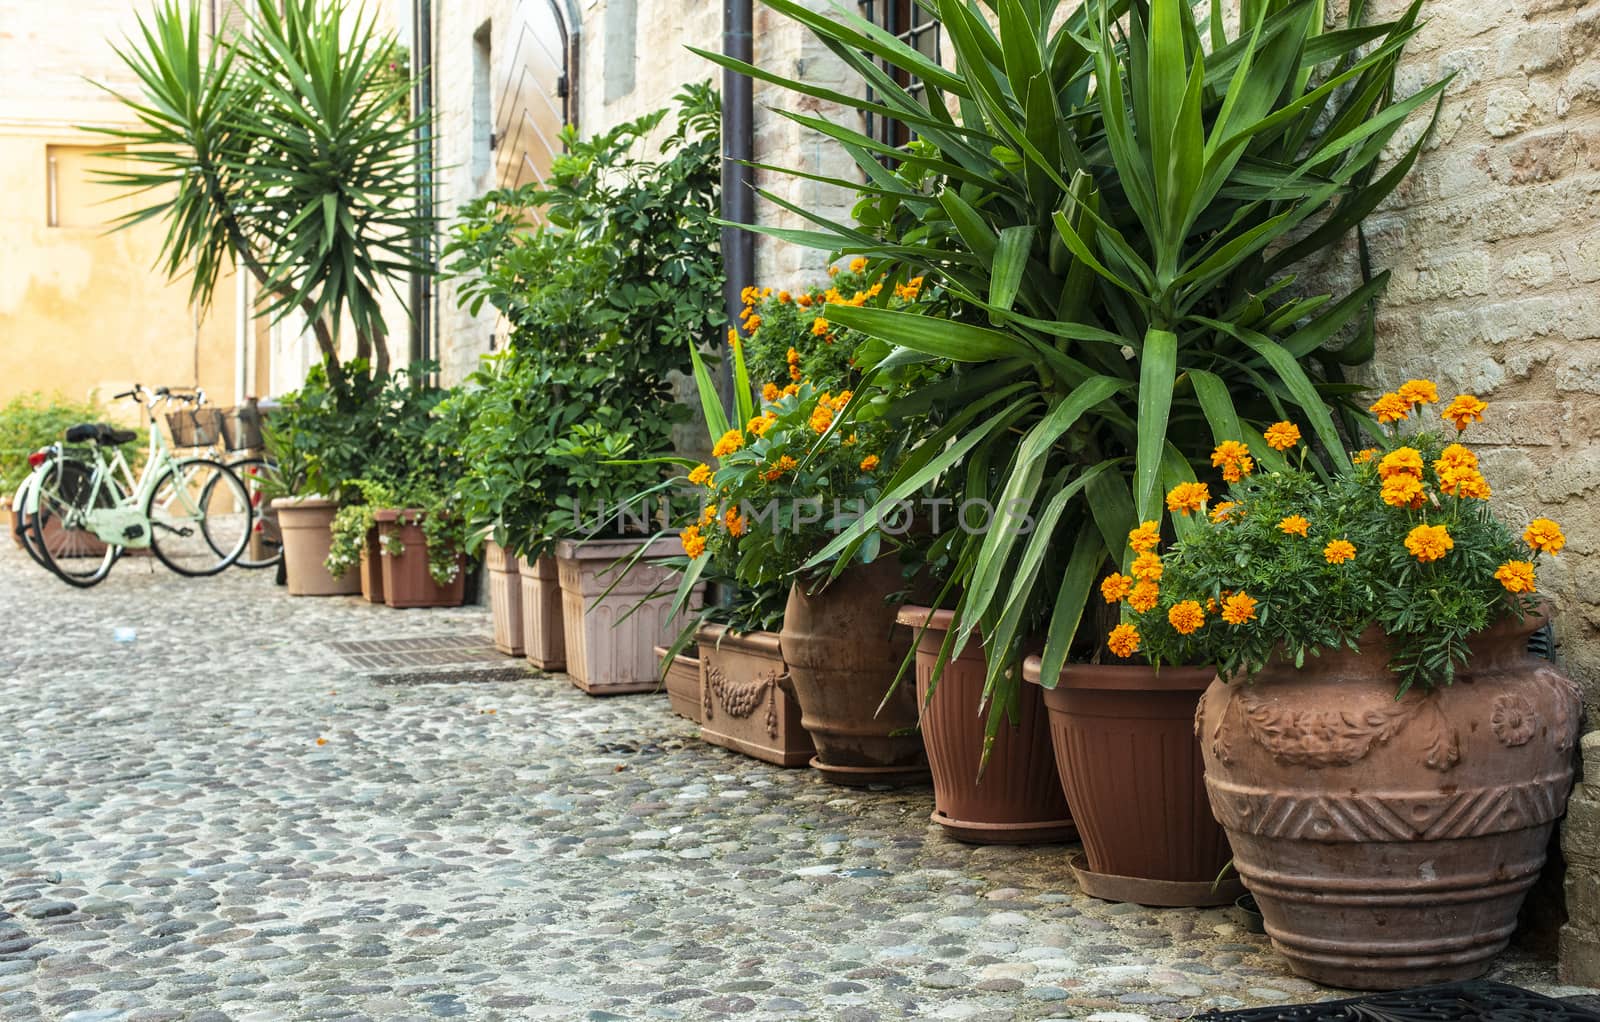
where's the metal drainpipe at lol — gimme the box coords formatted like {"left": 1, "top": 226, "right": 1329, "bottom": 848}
{"left": 720, "top": 0, "right": 755, "bottom": 411}
{"left": 411, "top": 0, "right": 436, "bottom": 378}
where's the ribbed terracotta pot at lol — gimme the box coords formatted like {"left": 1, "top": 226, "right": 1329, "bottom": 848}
{"left": 518, "top": 554, "right": 566, "bottom": 671}
{"left": 1198, "top": 613, "right": 1582, "bottom": 990}
{"left": 273, "top": 496, "right": 360, "bottom": 597}
{"left": 555, "top": 536, "right": 701, "bottom": 695}
{"left": 358, "top": 528, "right": 385, "bottom": 604}
{"left": 1024, "top": 656, "right": 1239, "bottom": 907}
{"left": 779, "top": 560, "right": 928, "bottom": 786}
{"left": 900, "top": 607, "right": 1074, "bottom": 844}
{"left": 654, "top": 645, "right": 703, "bottom": 723}
{"left": 485, "top": 540, "right": 523, "bottom": 656}
{"left": 374, "top": 509, "right": 466, "bottom": 609}
{"left": 697, "top": 624, "right": 814, "bottom": 768}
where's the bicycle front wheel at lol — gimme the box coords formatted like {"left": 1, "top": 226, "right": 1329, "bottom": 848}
{"left": 31, "top": 457, "right": 121, "bottom": 587}
{"left": 219, "top": 458, "right": 283, "bottom": 569}
{"left": 147, "top": 459, "right": 251, "bottom": 576}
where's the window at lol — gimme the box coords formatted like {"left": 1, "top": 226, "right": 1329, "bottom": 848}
{"left": 857, "top": 0, "right": 940, "bottom": 151}
{"left": 472, "top": 21, "right": 494, "bottom": 181}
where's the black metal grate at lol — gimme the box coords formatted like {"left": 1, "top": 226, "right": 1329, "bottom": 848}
{"left": 857, "top": 0, "right": 940, "bottom": 153}
{"left": 325, "top": 634, "right": 509, "bottom": 671}
{"left": 1194, "top": 981, "right": 1600, "bottom": 1022}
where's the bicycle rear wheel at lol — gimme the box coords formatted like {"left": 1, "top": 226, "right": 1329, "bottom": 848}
{"left": 147, "top": 459, "right": 250, "bottom": 576}
{"left": 219, "top": 458, "right": 283, "bottom": 569}
{"left": 30, "top": 457, "right": 122, "bottom": 588}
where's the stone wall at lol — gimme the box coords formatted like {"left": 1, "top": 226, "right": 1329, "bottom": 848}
{"left": 1563, "top": 732, "right": 1600, "bottom": 983}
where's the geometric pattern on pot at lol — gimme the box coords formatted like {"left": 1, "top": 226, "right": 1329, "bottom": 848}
{"left": 703, "top": 663, "right": 785, "bottom": 739}
{"left": 1206, "top": 774, "right": 1575, "bottom": 842}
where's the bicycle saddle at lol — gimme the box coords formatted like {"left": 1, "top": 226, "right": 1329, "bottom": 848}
{"left": 64, "top": 423, "right": 137, "bottom": 446}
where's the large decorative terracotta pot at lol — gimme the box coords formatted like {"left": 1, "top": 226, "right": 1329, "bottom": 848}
{"left": 273, "top": 496, "right": 361, "bottom": 597}
{"left": 357, "top": 528, "right": 385, "bottom": 604}
{"left": 1198, "top": 613, "right": 1582, "bottom": 990}
{"left": 1024, "top": 657, "right": 1239, "bottom": 906}
{"left": 518, "top": 554, "right": 566, "bottom": 671}
{"left": 697, "top": 624, "right": 814, "bottom": 768}
{"left": 485, "top": 540, "right": 523, "bottom": 656}
{"left": 374, "top": 509, "right": 466, "bottom": 609}
{"left": 554, "top": 536, "right": 700, "bottom": 695}
{"left": 654, "top": 645, "right": 703, "bottom": 723}
{"left": 901, "top": 607, "right": 1074, "bottom": 844}
{"left": 778, "top": 560, "right": 928, "bottom": 786}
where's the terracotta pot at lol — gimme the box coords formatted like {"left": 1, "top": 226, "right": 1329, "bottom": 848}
{"left": 374, "top": 509, "right": 466, "bottom": 609}
{"left": 273, "top": 496, "right": 361, "bottom": 597}
{"left": 900, "top": 607, "right": 1074, "bottom": 844}
{"left": 1198, "top": 614, "right": 1582, "bottom": 989}
{"left": 357, "top": 528, "right": 385, "bottom": 604}
{"left": 1024, "top": 657, "right": 1239, "bottom": 906}
{"left": 518, "top": 554, "right": 565, "bottom": 671}
{"left": 697, "top": 624, "right": 814, "bottom": 768}
{"left": 654, "top": 645, "right": 703, "bottom": 723}
{"left": 486, "top": 540, "right": 524, "bottom": 656}
{"left": 3, "top": 500, "right": 19, "bottom": 549}
{"left": 779, "top": 560, "right": 928, "bottom": 786}
{"left": 554, "top": 536, "right": 701, "bottom": 695}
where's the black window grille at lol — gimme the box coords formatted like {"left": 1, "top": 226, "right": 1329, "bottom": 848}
{"left": 857, "top": 0, "right": 940, "bottom": 151}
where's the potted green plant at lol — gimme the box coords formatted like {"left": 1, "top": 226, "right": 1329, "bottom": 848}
{"left": 1121, "top": 387, "right": 1581, "bottom": 989}
{"left": 707, "top": 0, "right": 1443, "bottom": 876}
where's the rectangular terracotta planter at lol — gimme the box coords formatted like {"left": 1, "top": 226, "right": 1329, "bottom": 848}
{"left": 375, "top": 509, "right": 465, "bottom": 609}
{"left": 358, "top": 528, "right": 385, "bottom": 604}
{"left": 554, "top": 536, "right": 700, "bottom": 696}
{"left": 486, "top": 540, "right": 524, "bottom": 656}
{"left": 696, "top": 624, "right": 814, "bottom": 768}
{"left": 517, "top": 554, "right": 566, "bottom": 671}
{"left": 273, "top": 496, "right": 361, "bottom": 597}
{"left": 654, "top": 645, "right": 704, "bottom": 723}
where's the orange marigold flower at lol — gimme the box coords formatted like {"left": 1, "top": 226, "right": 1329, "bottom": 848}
{"left": 761, "top": 382, "right": 781, "bottom": 402}
{"left": 777, "top": 290, "right": 792, "bottom": 304}
{"left": 687, "top": 463, "right": 713, "bottom": 487}
{"left": 1128, "top": 580, "right": 1160, "bottom": 613}
{"left": 1324, "top": 539, "right": 1356, "bottom": 565}
{"left": 1524, "top": 518, "right": 1565, "bottom": 556}
{"left": 727, "top": 326, "right": 741, "bottom": 348}
{"left": 809, "top": 403, "right": 835, "bottom": 434}
{"left": 1131, "top": 552, "right": 1163, "bottom": 582}
{"left": 1221, "top": 592, "right": 1258, "bottom": 625}
{"left": 747, "top": 413, "right": 777, "bottom": 437}
{"left": 1100, "top": 572, "right": 1133, "bottom": 604}
{"left": 724, "top": 508, "right": 747, "bottom": 538}
{"left": 1165, "top": 481, "right": 1210, "bottom": 516}
{"left": 782, "top": 383, "right": 800, "bottom": 398}
{"left": 859, "top": 454, "right": 880, "bottom": 472}
{"left": 1278, "top": 515, "right": 1310, "bottom": 537}
{"left": 1352, "top": 448, "right": 1377, "bottom": 464}
{"left": 1210, "top": 501, "right": 1239, "bottom": 523}
{"left": 811, "top": 317, "right": 830, "bottom": 337}
{"left": 762, "top": 455, "right": 798, "bottom": 482}
{"left": 790, "top": 363, "right": 804, "bottom": 382}
{"left": 743, "top": 314, "right": 762, "bottom": 333}
{"left": 1378, "top": 447, "right": 1424, "bottom": 480}
{"left": 1370, "top": 392, "right": 1411, "bottom": 424}
{"left": 1442, "top": 394, "right": 1487, "bottom": 431}
{"left": 1264, "top": 421, "right": 1301, "bottom": 451}
{"left": 831, "top": 390, "right": 854, "bottom": 410}
{"left": 681, "top": 525, "right": 707, "bottom": 559}
{"left": 1381, "top": 473, "right": 1426, "bottom": 509}
{"left": 849, "top": 256, "right": 868, "bottom": 274}
{"left": 1168, "top": 600, "right": 1206, "bottom": 636}
{"left": 828, "top": 265, "right": 840, "bottom": 277}
{"left": 712, "top": 429, "right": 744, "bottom": 458}
{"left": 1495, "top": 560, "right": 1537, "bottom": 594}
{"left": 1127, "top": 520, "right": 1161, "bottom": 554}
{"left": 1438, "top": 464, "right": 1491, "bottom": 500}
{"left": 1404, "top": 523, "right": 1454, "bottom": 563}
{"left": 1107, "top": 623, "right": 1141, "bottom": 658}
{"left": 1211, "top": 440, "right": 1254, "bottom": 483}
{"left": 787, "top": 347, "right": 800, "bottom": 364}
{"left": 700, "top": 503, "right": 719, "bottom": 526}
{"left": 1436, "top": 443, "right": 1478, "bottom": 469}
{"left": 797, "top": 293, "right": 814, "bottom": 308}
{"left": 1397, "top": 379, "right": 1439, "bottom": 407}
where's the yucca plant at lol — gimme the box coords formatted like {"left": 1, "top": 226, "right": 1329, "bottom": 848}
{"left": 695, "top": 0, "right": 1444, "bottom": 733}
{"left": 94, "top": 0, "right": 430, "bottom": 387}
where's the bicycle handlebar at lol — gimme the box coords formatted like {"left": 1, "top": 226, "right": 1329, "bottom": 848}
{"left": 112, "top": 386, "right": 143, "bottom": 401}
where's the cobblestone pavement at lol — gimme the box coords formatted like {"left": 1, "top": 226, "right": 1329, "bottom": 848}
{"left": 0, "top": 544, "right": 1587, "bottom": 1022}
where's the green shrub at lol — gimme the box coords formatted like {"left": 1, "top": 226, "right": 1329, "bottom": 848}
{"left": 0, "top": 394, "right": 129, "bottom": 494}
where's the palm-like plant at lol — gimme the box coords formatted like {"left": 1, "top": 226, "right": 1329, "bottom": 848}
{"left": 696, "top": 0, "right": 1444, "bottom": 728}
{"left": 94, "top": 0, "right": 430, "bottom": 386}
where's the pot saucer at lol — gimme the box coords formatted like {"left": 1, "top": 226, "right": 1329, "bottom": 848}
{"left": 1069, "top": 851, "right": 1243, "bottom": 907}
{"left": 931, "top": 810, "right": 1078, "bottom": 845}
{"left": 809, "top": 756, "right": 929, "bottom": 788}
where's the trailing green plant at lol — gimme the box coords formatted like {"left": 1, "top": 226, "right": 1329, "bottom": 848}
{"left": 0, "top": 393, "right": 133, "bottom": 493}
{"left": 96, "top": 0, "right": 430, "bottom": 388}
{"left": 698, "top": 0, "right": 1446, "bottom": 736}
{"left": 325, "top": 479, "right": 395, "bottom": 579}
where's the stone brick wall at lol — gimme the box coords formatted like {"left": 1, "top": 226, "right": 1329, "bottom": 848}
{"left": 1562, "top": 732, "right": 1600, "bottom": 983}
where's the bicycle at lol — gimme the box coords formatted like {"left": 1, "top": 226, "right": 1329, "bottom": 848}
{"left": 23, "top": 385, "right": 253, "bottom": 587}
{"left": 162, "top": 389, "right": 283, "bottom": 569}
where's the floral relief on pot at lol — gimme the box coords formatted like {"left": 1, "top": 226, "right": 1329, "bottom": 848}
{"left": 697, "top": 625, "right": 812, "bottom": 768}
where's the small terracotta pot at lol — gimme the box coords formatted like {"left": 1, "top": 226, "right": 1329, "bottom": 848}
{"left": 1199, "top": 613, "right": 1582, "bottom": 989}
{"left": 654, "top": 645, "right": 703, "bottom": 723}
{"left": 485, "top": 540, "right": 523, "bottom": 656}
{"left": 374, "top": 509, "right": 465, "bottom": 609}
{"left": 555, "top": 536, "right": 701, "bottom": 695}
{"left": 358, "top": 528, "right": 385, "bottom": 604}
{"left": 3, "top": 501, "right": 20, "bottom": 549}
{"left": 697, "top": 624, "right": 814, "bottom": 768}
{"left": 518, "top": 554, "right": 565, "bottom": 671}
{"left": 1024, "top": 657, "right": 1238, "bottom": 907}
{"left": 900, "top": 607, "right": 1074, "bottom": 844}
{"left": 779, "top": 560, "right": 928, "bottom": 786}
{"left": 273, "top": 496, "right": 361, "bottom": 597}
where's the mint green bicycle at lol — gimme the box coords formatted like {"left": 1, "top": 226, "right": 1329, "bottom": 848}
{"left": 24, "top": 385, "right": 252, "bottom": 586}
